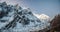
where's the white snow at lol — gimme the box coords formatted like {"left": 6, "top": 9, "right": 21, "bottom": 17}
{"left": 0, "top": 2, "right": 51, "bottom": 32}
{"left": 34, "top": 14, "right": 50, "bottom": 22}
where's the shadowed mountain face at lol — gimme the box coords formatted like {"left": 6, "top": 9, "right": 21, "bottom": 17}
{"left": 0, "top": 2, "right": 50, "bottom": 32}
{"left": 50, "top": 14, "right": 60, "bottom": 32}
{"left": 46, "top": 14, "right": 60, "bottom": 32}
{"left": 0, "top": 2, "right": 8, "bottom": 18}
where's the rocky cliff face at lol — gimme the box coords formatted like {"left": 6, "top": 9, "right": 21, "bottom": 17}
{"left": 0, "top": 2, "right": 50, "bottom": 32}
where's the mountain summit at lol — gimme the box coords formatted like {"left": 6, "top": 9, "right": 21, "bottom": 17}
{"left": 0, "top": 2, "right": 50, "bottom": 32}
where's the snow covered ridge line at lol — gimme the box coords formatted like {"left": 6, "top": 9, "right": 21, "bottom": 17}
{"left": 0, "top": 2, "right": 50, "bottom": 32}
{"left": 33, "top": 14, "right": 50, "bottom": 22}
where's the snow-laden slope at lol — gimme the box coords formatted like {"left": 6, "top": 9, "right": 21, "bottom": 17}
{"left": 33, "top": 14, "right": 50, "bottom": 22}
{"left": 0, "top": 2, "right": 50, "bottom": 32}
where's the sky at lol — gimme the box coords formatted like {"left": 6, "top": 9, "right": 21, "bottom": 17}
{"left": 0, "top": 0, "right": 60, "bottom": 17}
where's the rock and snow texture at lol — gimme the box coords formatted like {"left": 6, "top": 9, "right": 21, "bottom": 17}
{"left": 0, "top": 2, "right": 50, "bottom": 32}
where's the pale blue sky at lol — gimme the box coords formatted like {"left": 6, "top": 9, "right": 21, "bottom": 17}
{"left": 19, "top": 0, "right": 60, "bottom": 17}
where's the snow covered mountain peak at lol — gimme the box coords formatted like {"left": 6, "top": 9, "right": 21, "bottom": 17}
{"left": 39, "top": 14, "right": 50, "bottom": 20}
{"left": 34, "top": 14, "right": 50, "bottom": 22}
{"left": 0, "top": 2, "right": 50, "bottom": 32}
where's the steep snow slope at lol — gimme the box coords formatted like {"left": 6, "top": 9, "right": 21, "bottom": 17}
{"left": 0, "top": 2, "right": 50, "bottom": 32}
